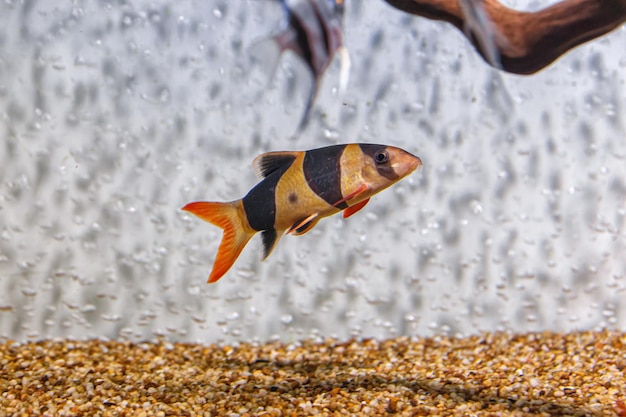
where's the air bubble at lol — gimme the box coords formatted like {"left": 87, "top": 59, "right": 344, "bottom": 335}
{"left": 470, "top": 200, "right": 483, "bottom": 214}
{"left": 119, "top": 328, "right": 133, "bottom": 337}
{"left": 236, "top": 268, "right": 255, "bottom": 278}
{"left": 404, "top": 314, "right": 417, "bottom": 322}
{"left": 21, "top": 287, "right": 37, "bottom": 297}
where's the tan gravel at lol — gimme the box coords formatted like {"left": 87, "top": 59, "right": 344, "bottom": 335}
{"left": 1, "top": 331, "right": 626, "bottom": 416}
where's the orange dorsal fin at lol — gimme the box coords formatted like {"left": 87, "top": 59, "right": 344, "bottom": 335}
{"left": 343, "top": 198, "right": 369, "bottom": 218}
{"left": 182, "top": 201, "right": 254, "bottom": 283}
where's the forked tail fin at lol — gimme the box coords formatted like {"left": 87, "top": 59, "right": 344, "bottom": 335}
{"left": 182, "top": 201, "right": 254, "bottom": 283}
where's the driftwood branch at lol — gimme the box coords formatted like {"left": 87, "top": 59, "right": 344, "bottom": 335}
{"left": 384, "top": 0, "right": 626, "bottom": 74}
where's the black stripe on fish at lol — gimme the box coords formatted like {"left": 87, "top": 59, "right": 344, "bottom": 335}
{"left": 302, "top": 144, "right": 348, "bottom": 210}
{"left": 358, "top": 144, "right": 399, "bottom": 180}
{"left": 243, "top": 158, "right": 296, "bottom": 232}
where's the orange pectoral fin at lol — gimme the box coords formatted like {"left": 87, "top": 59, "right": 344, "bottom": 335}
{"left": 343, "top": 198, "right": 369, "bottom": 218}
{"left": 332, "top": 183, "right": 369, "bottom": 209}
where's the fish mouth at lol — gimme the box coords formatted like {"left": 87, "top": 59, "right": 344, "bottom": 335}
{"left": 402, "top": 152, "right": 422, "bottom": 174}
{"left": 410, "top": 155, "right": 423, "bottom": 171}
{"left": 391, "top": 153, "right": 422, "bottom": 178}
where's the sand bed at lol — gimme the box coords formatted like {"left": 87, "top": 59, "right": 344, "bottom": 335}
{"left": 1, "top": 331, "right": 625, "bottom": 416}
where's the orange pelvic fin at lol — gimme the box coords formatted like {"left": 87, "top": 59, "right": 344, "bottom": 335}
{"left": 343, "top": 198, "right": 370, "bottom": 218}
{"left": 287, "top": 212, "right": 321, "bottom": 236}
{"left": 182, "top": 201, "right": 254, "bottom": 283}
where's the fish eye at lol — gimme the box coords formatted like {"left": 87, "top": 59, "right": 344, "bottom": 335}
{"left": 374, "top": 150, "right": 389, "bottom": 164}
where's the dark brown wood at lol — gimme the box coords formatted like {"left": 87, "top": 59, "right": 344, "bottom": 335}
{"left": 384, "top": 0, "right": 626, "bottom": 74}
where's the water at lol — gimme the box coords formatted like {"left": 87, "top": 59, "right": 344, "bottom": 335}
{"left": 0, "top": 0, "right": 625, "bottom": 344}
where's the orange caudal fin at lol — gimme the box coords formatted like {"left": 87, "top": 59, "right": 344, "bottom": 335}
{"left": 182, "top": 201, "right": 254, "bottom": 283}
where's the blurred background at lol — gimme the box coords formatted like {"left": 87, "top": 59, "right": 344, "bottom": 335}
{"left": 0, "top": 0, "right": 624, "bottom": 345}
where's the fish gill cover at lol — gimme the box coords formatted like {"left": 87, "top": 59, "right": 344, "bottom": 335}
{"left": 0, "top": 0, "right": 624, "bottom": 345}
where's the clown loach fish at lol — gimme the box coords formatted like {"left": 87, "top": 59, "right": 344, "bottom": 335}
{"left": 253, "top": 0, "right": 350, "bottom": 134}
{"left": 183, "top": 143, "right": 422, "bottom": 283}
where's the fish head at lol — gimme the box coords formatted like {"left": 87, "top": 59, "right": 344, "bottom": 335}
{"left": 358, "top": 144, "right": 422, "bottom": 191}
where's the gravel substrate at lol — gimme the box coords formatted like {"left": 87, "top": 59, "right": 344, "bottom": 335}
{"left": 1, "top": 331, "right": 626, "bottom": 416}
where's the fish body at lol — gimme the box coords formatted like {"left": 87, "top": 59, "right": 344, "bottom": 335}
{"left": 261, "top": 0, "right": 349, "bottom": 133}
{"left": 183, "top": 143, "right": 422, "bottom": 283}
